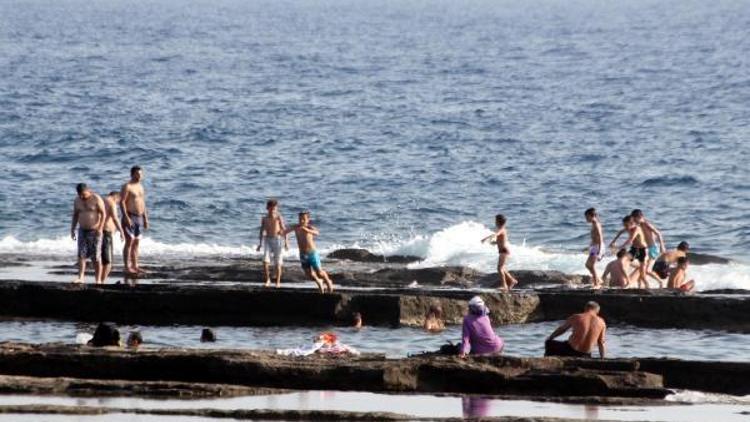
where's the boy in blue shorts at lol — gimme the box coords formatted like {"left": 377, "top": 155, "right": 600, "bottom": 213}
{"left": 284, "top": 211, "right": 334, "bottom": 293}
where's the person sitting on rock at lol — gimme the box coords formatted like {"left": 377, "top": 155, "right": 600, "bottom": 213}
{"left": 545, "top": 301, "right": 606, "bottom": 359}
{"left": 667, "top": 257, "right": 696, "bottom": 292}
{"left": 423, "top": 304, "right": 445, "bottom": 332}
{"left": 459, "top": 296, "right": 504, "bottom": 358}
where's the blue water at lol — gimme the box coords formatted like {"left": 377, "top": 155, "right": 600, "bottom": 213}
{"left": 1, "top": 0, "right": 749, "bottom": 261}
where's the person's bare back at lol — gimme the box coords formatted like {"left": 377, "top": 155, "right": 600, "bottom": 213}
{"left": 103, "top": 195, "right": 121, "bottom": 234}
{"left": 567, "top": 312, "right": 606, "bottom": 354}
{"left": 604, "top": 258, "right": 629, "bottom": 287}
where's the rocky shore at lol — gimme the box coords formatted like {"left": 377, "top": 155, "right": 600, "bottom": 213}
{"left": 0, "top": 279, "right": 747, "bottom": 331}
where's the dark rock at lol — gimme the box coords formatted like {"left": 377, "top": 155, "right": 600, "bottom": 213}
{"left": 478, "top": 270, "right": 586, "bottom": 288}
{"left": 328, "top": 248, "right": 421, "bottom": 264}
{"left": 688, "top": 252, "right": 731, "bottom": 265}
{"left": 368, "top": 266, "right": 483, "bottom": 287}
{"left": 88, "top": 323, "right": 120, "bottom": 347}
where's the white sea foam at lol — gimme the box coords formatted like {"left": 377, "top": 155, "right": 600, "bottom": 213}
{"left": 2, "top": 221, "right": 749, "bottom": 291}
{"left": 666, "top": 390, "right": 750, "bottom": 404}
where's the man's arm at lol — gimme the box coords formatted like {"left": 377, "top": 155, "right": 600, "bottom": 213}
{"left": 546, "top": 320, "right": 572, "bottom": 341}
{"left": 601, "top": 263, "right": 612, "bottom": 283}
{"left": 280, "top": 224, "right": 297, "bottom": 236}
{"left": 481, "top": 229, "right": 500, "bottom": 244}
{"left": 597, "top": 326, "right": 606, "bottom": 359}
{"left": 618, "top": 230, "right": 637, "bottom": 250}
{"left": 95, "top": 196, "right": 106, "bottom": 232}
{"left": 300, "top": 225, "right": 319, "bottom": 236}
{"left": 608, "top": 229, "right": 626, "bottom": 248}
{"left": 280, "top": 216, "right": 289, "bottom": 249}
{"left": 70, "top": 202, "right": 79, "bottom": 240}
{"left": 119, "top": 185, "right": 131, "bottom": 227}
{"left": 111, "top": 201, "right": 124, "bottom": 237}
{"left": 257, "top": 217, "right": 266, "bottom": 250}
{"left": 142, "top": 191, "right": 149, "bottom": 230}
{"left": 644, "top": 220, "right": 666, "bottom": 252}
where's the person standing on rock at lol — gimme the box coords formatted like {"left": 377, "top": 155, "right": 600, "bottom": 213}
{"left": 70, "top": 183, "right": 106, "bottom": 284}
{"left": 120, "top": 166, "right": 149, "bottom": 275}
{"left": 481, "top": 214, "right": 518, "bottom": 291}
{"left": 283, "top": 211, "right": 334, "bottom": 293}
{"left": 256, "top": 199, "right": 288, "bottom": 288}
{"left": 459, "top": 296, "right": 504, "bottom": 358}
{"left": 101, "top": 191, "right": 124, "bottom": 284}
{"left": 584, "top": 208, "right": 605, "bottom": 289}
{"left": 545, "top": 301, "right": 606, "bottom": 359}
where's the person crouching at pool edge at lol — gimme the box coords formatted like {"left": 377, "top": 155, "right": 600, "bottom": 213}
{"left": 545, "top": 301, "right": 606, "bottom": 359}
{"left": 459, "top": 296, "right": 504, "bottom": 358}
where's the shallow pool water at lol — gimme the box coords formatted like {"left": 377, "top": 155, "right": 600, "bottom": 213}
{"left": 0, "top": 391, "right": 748, "bottom": 421}
{"left": 0, "top": 319, "right": 748, "bottom": 361}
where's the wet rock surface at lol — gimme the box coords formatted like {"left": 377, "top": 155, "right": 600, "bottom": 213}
{"left": 0, "top": 342, "right": 671, "bottom": 398}
{"left": 0, "top": 280, "right": 748, "bottom": 332}
{"left": 328, "top": 248, "right": 421, "bottom": 264}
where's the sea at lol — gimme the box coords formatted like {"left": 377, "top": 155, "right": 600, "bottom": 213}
{"left": 1, "top": 0, "right": 749, "bottom": 291}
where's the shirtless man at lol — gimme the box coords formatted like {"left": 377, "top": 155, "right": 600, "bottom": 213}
{"left": 584, "top": 208, "right": 605, "bottom": 289}
{"left": 652, "top": 241, "right": 689, "bottom": 283}
{"left": 120, "top": 166, "right": 149, "bottom": 274}
{"left": 602, "top": 249, "right": 633, "bottom": 288}
{"left": 101, "top": 191, "right": 124, "bottom": 283}
{"left": 545, "top": 301, "right": 606, "bottom": 359}
{"left": 668, "top": 257, "right": 695, "bottom": 292}
{"left": 70, "top": 183, "right": 106, "bottom": 284}
{"left": 610, "top": 215, "right": 650, "bottom": 289}
{"left": 481, "top": 214, "right": 519, "bottom": 291}
{"left": 256, "top": 199, "right": 288, "bottom": 287}
{"left": 611, "top": 210, "right": 666, "bottom": 286}
{"left": 282, "top": 211, "right": 334, "bottom": 293}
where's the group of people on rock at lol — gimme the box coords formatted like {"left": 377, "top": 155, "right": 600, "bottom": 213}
{"left": 70, "top": 166, "right": 149, "bottom": 284}
{"left": 484, "top": 209, "right": 695, "bottom": 291}
{"left": 72, "top": 167, "right": 694, "bottom": 293}
{"left": 71, "top": 167, "right": 336, "bottom": 292}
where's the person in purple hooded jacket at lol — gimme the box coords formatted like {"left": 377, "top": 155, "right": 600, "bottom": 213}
{"left": 459, "top": 296, "right": 504, "bottom": 358}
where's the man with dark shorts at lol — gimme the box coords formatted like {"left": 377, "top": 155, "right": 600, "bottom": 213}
{"left": 652, "top": 241, "right": 689, "bottom": 283}
{"left": 70, "top": 183, "right": 106, "bottom": 284}
{"left": 101, "top": 191, "right": 124, "bottom": 283}
{"left": 120, "top": 166, "right": 149, "bottom": 274}
{"left": 545, "top": 301, "right": 606, "bottom": 359}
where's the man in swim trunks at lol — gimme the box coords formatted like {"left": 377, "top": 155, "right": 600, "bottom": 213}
{"left": 631, "top": 210, "right": 667, "bottom": 286}
{"left": 70, "top": 183, "right": 106, "bottom": 284}
{"left": 100, "top": 191, "right": 124, "bottom": 284}
{"left": 120, "top": 166, "right": 149, "bottom": 274}
{"left": 256, "top": 199, "right": 288, "bottom": 288}
{"left": 283, "top": 211, "right": 334, "bottom": 293}
{"left": 610, "top": 215, "right": 650, "bottom": 289}
{"left": 480, "top": 214, "right": 519, "bottom": 291}
{"left": 602, "top": 249, "right": 632, "bottom": 288}
{"left": 584, "top": 208, "right": 605, "bottom": 289}
{"left": 545, "top": 301, "right": 606, "bottom": 359}
{"left": 651, "top": 241, "right": 689, "bottom": 283}
{"left": 668, "top": 257, "right": 696, "bottom": 292}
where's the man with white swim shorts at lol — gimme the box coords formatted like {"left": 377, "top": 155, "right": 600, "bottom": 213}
{"left": 256, "top": 199, "right": 288, "bottom": 287}
{"left": 584, "top": 208, "right": 605, "bottom": 289}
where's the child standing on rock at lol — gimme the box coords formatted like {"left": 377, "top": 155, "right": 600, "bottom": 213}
{"left": 481, "top": 214, "right": 519, "bottom": 291}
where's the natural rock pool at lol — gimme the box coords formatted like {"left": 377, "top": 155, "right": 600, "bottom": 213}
{"left": 1, "top": 319, "right": 747, "bottom": 361}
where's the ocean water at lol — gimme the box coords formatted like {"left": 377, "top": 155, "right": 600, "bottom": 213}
{"left": 1, "top": 0, "right": 749, "bottom": 289}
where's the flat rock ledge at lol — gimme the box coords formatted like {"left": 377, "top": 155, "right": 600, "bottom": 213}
{"left": 0, "top": 281, "right": 748, "bottom": 332}
{"left": 0, "top": 343, "right": 670, "bottom": 399}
